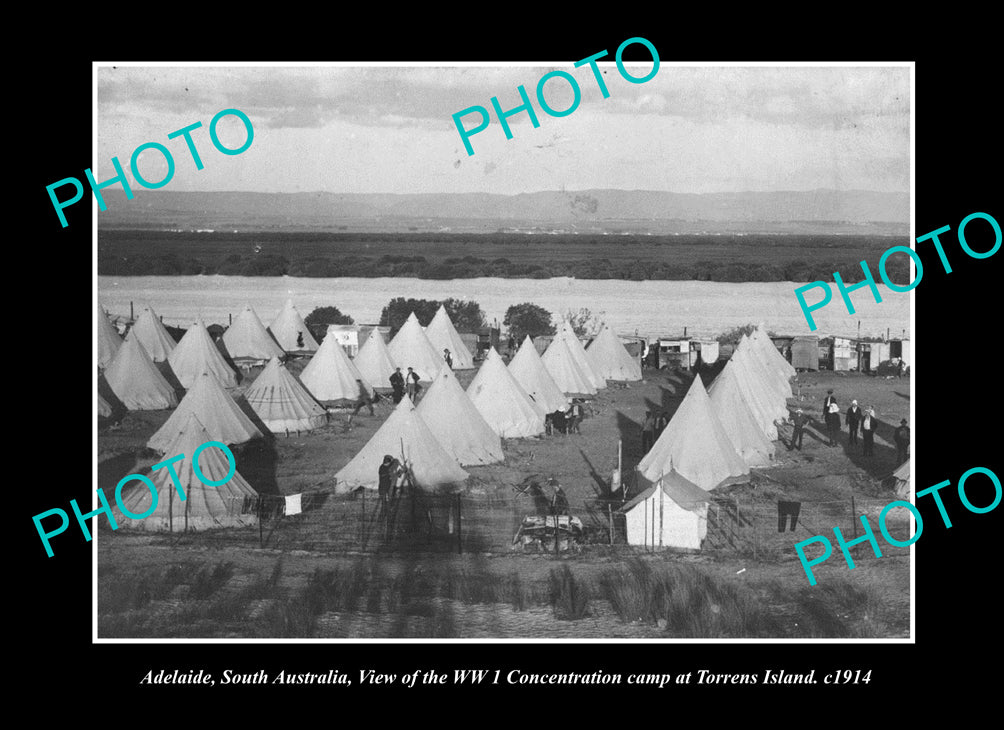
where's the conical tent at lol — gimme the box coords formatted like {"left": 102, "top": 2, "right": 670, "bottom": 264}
{"left": 753, "top": 326, "right": 796, "bottom": 379}
{"left": 708, "top": 360, "right": 775, "bottom": 467}
{"left": 541, "top": 336, "right": 597, "bottom": 396}
{"left": 637, "top": 375, "right": 748, "bottom": 491}
{"left": 244, "top": 356, "right": 328, "bottom": 434}
{"left": 115, "top": 413, "right": 258, "bottom": 532}
{"left": 732, "top": 346, "right": 789, "bottom": 428}
{"left": 300, "top": 329, "right": 374, "bottom": 403}
{"left": 417, "top": 368, "right": 503, "bottom": 466}
{"left": 424, "top": 305, "right": 475, "bottom": 369}
{"left": 148, "top": 372, "right": 264, "bottom": 452}
{"left": 508, "top": 335, "right": 568, "bottom": 414}
{"left": 334, "top": 396, "right": 468, "bottom": 493}
{"left": 555, "top": 322, "right": 606, "bottom": 389}
{"left": 738, "top": 334, "right": 791, "bottom": 400}
{"left": 353, "top": 328, "right": 398, "bottom": 390}
{"left": 97, "top": 303, "right": 122, "bottom": 369}
{"left": 269, "top": 300, "right": 319, "bottom": 354}
{"left": 104, "top": 336, "right": 179, "bottom": 411}
{"left": 126, "top": 306, "right": 176, "bottom": 362}
{"left": 585, "top": 325, "right": 642, "bottom": 381}
{"left": 168, "top": 318, "right": 238, "bottom": 389}
{"left": 467, "top": 348, "right": 545, "bottom": 438}
{"left": 388, "top": 312, "right": 445, "bottom": 382}
{"left": 98, "top": 392, "right": 112, "bottom": 418}
{"left": 222, "top": 305, "right": 285, "bottom": 362}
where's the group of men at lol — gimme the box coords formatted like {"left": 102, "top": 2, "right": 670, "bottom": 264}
{"left": 789, "top": 389, "right": 909, "bottom": 462}
{"left": 545, "top": 400, "right": 585, "bottom": 435}
{"left": 386, "top": 349, "right": 454, "bottom": 405}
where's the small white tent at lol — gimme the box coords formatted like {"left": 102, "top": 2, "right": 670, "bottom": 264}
{"left": 148, "top": 372, "right": 264, "bottom": 452}
{"left": 554, "top": 322, "right": 606, "bottom": 389}
{"left": 424, "top": 305, "right": 475, "bottom": 369}
{"left": 300, "top": 328, "right": 374, "bottom": 404}
{"left": 104, "top": 336, "right": 179, "bottom": 411}
{"left": 97, "top": 303, "right": 122, "bottom": 370}
{"left": 269, "top": 299, "right": 319, "bottom": 354}
{"left": 168, "top": 318, "right": 239, "bottom": 389}
{"left": 467, "top": 348, "right": 545, "bottom": 438}
{"left": 353, "top": 328, "right": 398, "bottom": 391}
{"left": 541, "top": 336, "right": 597, "bottom": 396}
{"left": 507, "top": 335, "right": 569, "bottom": 414}
{"left": 388, "top": 312, "right": 445, "bottom": 382}
{"left": 222, "top": 305, "right": 285, "bottom": 363}
{"left": 622, "top": 470, "right": 711, "bottom": 550}
{"left": 585, "top": 325, "right": 642, "bottom": 381}
{"left": 334, "top": 396, "right": 468, "bottom": 493}
{"left": 416, "top": 368, "right": 504, "bottom": 466}
{"left": 125, "top": 306, "right": 176, "bottom": 362}
{"left": 243, "top": 356, "right": 328, "bottom": 434}
{"left": 708, "top": 359, "right": 775, "bottom": 467}
{"left": 115, "top": 413, "right": 258, "bottom": 532}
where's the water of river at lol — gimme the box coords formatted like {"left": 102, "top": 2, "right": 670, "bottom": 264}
{"left": 97, "top": 275, "right": 910, "bottom": 340}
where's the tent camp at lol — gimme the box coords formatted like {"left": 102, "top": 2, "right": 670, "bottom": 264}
{"left": 622, "top": 470, "right": 711, "bottom": 550}
{"left": 467, "top": 347, "right": 545, "bottom": 438}
{"left": 98, "top": 303, "right": 122, "bottom": 370}
{"left": 104, "top": 335, "right": 179, "bottom": 411}
{"left": 148, "top": 372, "right": 264, "bottom": 452}
{"left": 222, "top": 305, "right": 285, "bottom": 364}
{"left": 115, "top": 413, "right": 258, "bottom": 532}
{"left": 353, "top": 328, "right": 398, "bottom": 391}
{"left": 333, "top": 396, "right": 468, "bottom": 493}
{"left": 637, "top": 375, "right": 749, "bottom": 491}
{"left": 708, "top": 360, "right": 775, "bottom": 467}
{"left": 541, "top": 336, "right": 597, "bottom": 396}
{"left": 388, "top": 312, "right": 445, "bottom": 382}
{"left": 243, "top": 356, "right": 328, "bottom": 434}
{"left": 507, "top": 335, "right": 569, "bottom": 414}
{"left": 424, "top": 305, "right": 475, "bottom": 369}
{"left": 300, "top": 328, "right": 374, "bottom": 404}
{"left": 269, "top": 300, "right": 319, "bottom": 354}
{"left": 168, "top": 318, "right": 239, "bottom": 389}
{"left": 416, "top": 368, "right": 504, "bottom": 466}
{"left": 585, "top": 325, "right": 642, "bottom": 381}
{"left": 125, "top": 306, "right": 176, "bottom": 363}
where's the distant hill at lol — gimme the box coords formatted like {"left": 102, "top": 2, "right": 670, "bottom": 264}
{"left": 96, "top": 189, "right": 909, "bottom": 235}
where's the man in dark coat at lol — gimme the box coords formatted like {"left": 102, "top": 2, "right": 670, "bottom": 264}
{"left": 641, "top": 411, "right": 656, "bottom": 452}
{"left": 894, "top": 419, "right": 910, "bottom": 463}
{"left": 861, "top": 407, "right": 877, "bottom": 456}
{"left": 823, "top": 390, "right": 839, "bottom": 446}
{"left": 406, "top": 367, "right": 421, "bottom": 400}
{"left": 788, "top": 408, "right": 806, "bottom": 451}
{"left": 378, "top": 455, "right": 402, "bottom": 503}
{"left": 846, "top": 399, "right": 862, "bottom": 445}
{"left": 443, "top": 349, "right": 453, "bottom": 369}
{"left": 389, "top": 367, "right": 405, "bottom": 404}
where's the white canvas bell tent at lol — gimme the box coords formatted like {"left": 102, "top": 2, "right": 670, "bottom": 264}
{"left": 98, "top": 303, "right": 122, "bottom": 370}
{"left": 637, "top": 375, "right": 748, "bottom": 492}
{"left": 222, "top": 305, "right": 285, "bottom": 364}
{"left": 244, "top": 356, "right": 328, "bottom": 434}
{"left": 300, "top": 328, "right": 374, "bottom": 404}
{"left": 353, "top": 328, "right": 398, "bottom": 391}
{"left": 541, "top": 336, "right": 597, "bottom": 397}
{"left": 507, "top": 335, "right": 569, "bottom": 414}
{"left": 752, "top": 326, "right": 796, "bottom": 380}
{"left": 737, "top": 334, "right": 792, "bottom": 400}
{"left": 585, "top": 324, "right": 642, "bottom": 381}
{"left": 388, "top": 312, "right": 445, "bottom": 382}
{"left": 114, "top": 413, "right": 258, "bottom": 532}
{"left": 416, "top": 368, "right": 504, "bottom": 466}
{"left": 622, "top": 470, "right": 711, "bottom": 550}
{"left": 269, "top": 299, "right": 319, "bottom": 354}
{"left": 148, "top": 371, "right": 264, "bottom": 452}
{"left": 554, "top": 321, "right": 606, "bottom": 390}
{"left": 424, "top": 305, "right": 475, "bottom": 369}
{"left": 727, "top": 346, "right": 785, "bottom": 440}
{"left": 467, "top": 347, "right": 545, "bottom": 438}
{"left": 708, "top": 359, "right": 775, "bottom": 467}
{"left": 125, "top": 306, "right": 176, "bottom": 362}
{"left": 168, "top": 318, "right": 239, "bottom": 389}
{"left": 334, "top": 396, "right": 468, "bottom": 493}
{"left": 104, "top": 335, "right": 179, "bottom": 411}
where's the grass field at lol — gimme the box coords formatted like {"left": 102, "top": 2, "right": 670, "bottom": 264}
{"left": 97, "top": 363, "right": 912, "bottom": 639}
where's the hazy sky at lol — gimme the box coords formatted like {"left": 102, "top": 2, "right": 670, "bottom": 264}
{"left": 97, "top": 63, "right": 910, "bottom": 196}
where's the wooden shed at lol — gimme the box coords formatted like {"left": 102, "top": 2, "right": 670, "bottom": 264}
{"left": 791, "top": 335, "right": 819, "bottom": 371}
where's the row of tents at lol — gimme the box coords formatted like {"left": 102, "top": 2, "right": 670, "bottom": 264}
{"left": 98, "top": 301, "right": 647, "bottom": 531}
{"left": 622, "top": 326, "right": 795, "bottom": 549}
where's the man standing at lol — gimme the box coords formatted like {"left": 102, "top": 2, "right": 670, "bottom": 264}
{"left": 378, "top": 455, "right": 402, "bottom": 504}
{"left": 641, "top": 411, "right": 655, "bottom": 452}
{"left": 389, "top": 367, "right": 405, "bottom": 404}
{"left": 846, "top": 400, "right": 862, "bottom": 445}
{"left": 788, "top": 408, "right": 806, "bottom": 451}
{"left": 566, "top": 400, "right": 583, "bottom": 434}
{"left": 826, "top": 399, "right": 841, "bottom": 447}
{"left": 861, "top": 407, "right": 876, "bottom": 456}
{"left": 894, "top": 418, "right": 910, "bottom": 463}
{"left": 406, "top": 367, "right": 420, "bottom": 400}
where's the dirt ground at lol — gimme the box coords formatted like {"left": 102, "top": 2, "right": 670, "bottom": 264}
{"left": 97, "top": 359, "right": 913, "bottom": 639}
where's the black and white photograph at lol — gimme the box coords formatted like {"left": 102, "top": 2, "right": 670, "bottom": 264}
{"left": 23, "top": 24, "right": 1000, "bottom": 707}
